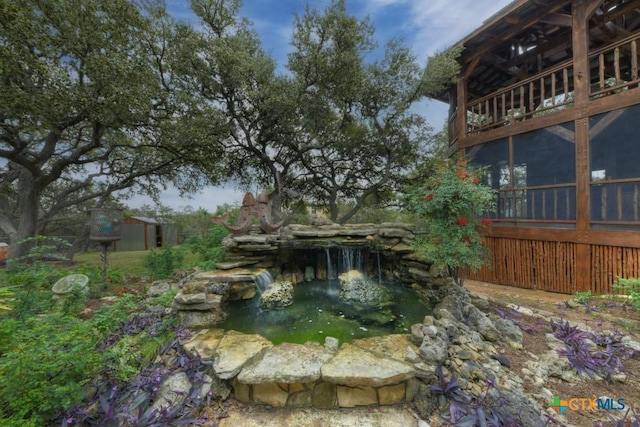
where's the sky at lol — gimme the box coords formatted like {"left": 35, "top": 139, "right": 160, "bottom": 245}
{"left": 128, "top": 0, "right": 513, "bottom": 212}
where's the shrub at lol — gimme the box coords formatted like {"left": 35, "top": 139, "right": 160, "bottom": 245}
{"left": 408, "top": 157, "right": 496, "bottom": 282}
{"left": 183, "top": 224, "right": 228, "bottom": 270}
{"left": 144, "top": 245, "right": 185, "bottom": 280}
{"left": 613, "top": 276, "right": 640, "bottom": 310}
{"left": 550, "top": 318, "right": 636, "bottom": 381}
{"left": 0, "top": 314, "right": 102, "bottom": 425}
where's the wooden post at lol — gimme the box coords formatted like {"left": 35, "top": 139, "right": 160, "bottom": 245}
{"left": 573, "top": 0, "right": 591, "bottom": 292}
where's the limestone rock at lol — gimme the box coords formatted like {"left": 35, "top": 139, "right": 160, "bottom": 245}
{"left": 213, "top": 332, "right": 273, "bottom": 379}
{"left": 351, "top": 334, "right": 418, "bottom": 364}
{"left": 237, "top": 342, "right": 332, "bottom": 384}
{"left": 464, "top": 304, "right": 500, "bottom": 342}
{"left": 419, "top": 334, "right": 449, "bottom": 364}
{"left": 174, "top": 291, "right": 206, "bottom": 305}
{"left": 321, "top": 343, "right": 414, "bottom": 387}
{"left": 338, "top": 270, "right": 391, "bottom": 305}
{"left": 147, "top": 281, "right": 171, "bottom": 297}
{"left": 259, "top": 281, "right": 294, "bottom": 310}
{"left": 178, "top": 309, "right": 226, "bottom": 329}
{"left": 149, "top": 372, "right": 191, "bottom": 414}
{"left": 182, "top": 328, "right": 225, "bottom": 360}
{"left": 492, "top": 317, "right": 524, "bottom": 345}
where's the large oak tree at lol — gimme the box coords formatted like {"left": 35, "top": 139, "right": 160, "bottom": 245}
{"left": 0, "top": 0, "right": 223, "bottom": 260}
{"left": 189, "top": 0, "right": 452, "bottom": 223}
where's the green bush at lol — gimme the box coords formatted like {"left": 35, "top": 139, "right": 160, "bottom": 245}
{"left": 613, "top": 277, "right": 640, "bottom": 309}
{"left": 573, "top": 290, "right": 594, "bottom": 304}
{"left": 144, "top": 245, "right": 185, "bottom": 280}
{"left": 0, "top": 315, "right": 102, "bottom": 425}
{"left": 4, "top": 261, "right": 62, "bottom": 317}
{"left": 183, "top": 224, "right": 228, "bottom": 269}
{"left": 0, "top": 259, "right": 183, "bottom": 425}
{"left": 408, "top": 157, "right": 496, "bottom": 281}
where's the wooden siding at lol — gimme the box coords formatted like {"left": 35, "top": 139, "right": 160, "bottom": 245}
{"left": 467, "top": 237, "right": 576, "bottom": 294}
{"left": 467, "top": 237, "right": 640, "bottom": 295}
{"left": 591, "top": 245, "right": 640, "bottom": 294}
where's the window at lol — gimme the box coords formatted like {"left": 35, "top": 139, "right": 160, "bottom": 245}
{"left": 590, "top": 105, "right": 640, "bottom": 228}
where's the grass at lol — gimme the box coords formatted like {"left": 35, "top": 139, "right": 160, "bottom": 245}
{"left": 73, "top": 248, "right": 198, "bottom": 279}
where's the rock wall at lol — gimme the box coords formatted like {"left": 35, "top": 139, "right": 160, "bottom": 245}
{"left": 217, "top": 222, "right": 450, "bottom": 289}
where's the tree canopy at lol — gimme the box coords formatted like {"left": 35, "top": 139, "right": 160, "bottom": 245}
{"left": 188, "top": 0, "right": 451, "bottom": 223}
{"left": 0, "top": 0, "right": 461, "bottom": 260}
{"left": 0, "top": 0, "right": 224, "bottom": 259}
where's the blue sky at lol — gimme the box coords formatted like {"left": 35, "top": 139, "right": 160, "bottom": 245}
{"left": 132, "top": 0, "right": 514, "bottom": 211}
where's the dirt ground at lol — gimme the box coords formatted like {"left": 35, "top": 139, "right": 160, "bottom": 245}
{"left": 464, "top": 280, "right": 640, "bottom": 427}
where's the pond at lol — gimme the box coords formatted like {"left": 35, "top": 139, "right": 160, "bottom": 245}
{"left": 218, "top": 278, "right": 431, "bottom": 345}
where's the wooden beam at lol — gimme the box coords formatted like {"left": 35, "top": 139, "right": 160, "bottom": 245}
{"left": 586, "top": 0, "right": 604, "bottom": 20}
{"left": 540, "top": 13, "right": 573, "bottom": 27}
{"left": 462, "top": 0, "right": 572, "bottom": 65}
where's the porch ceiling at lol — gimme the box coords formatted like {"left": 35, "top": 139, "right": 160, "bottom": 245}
{"left": 449, "top": 0, "right": 640, "bottom": 103}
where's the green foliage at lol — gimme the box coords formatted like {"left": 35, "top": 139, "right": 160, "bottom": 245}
{"left": 6, "top": 236, "right": 71, "bottom": 269}
{"left": 4, "top": 261, "right": 63, "bottom": 317}
{"left": 144, "top": 245, "right": 186, "bottom": 280}
{"left": 0, "top": 314, "right": 102, "bottom": 425}
{"left": 150, "top": 288, "right": 179, "bottom": 307}
{"left": 0, "top": 261, "right": 179, "bottom": 425}
{"left": 183, "top": 224, "right": 228, "bottom": 270}
{"left": 573, "top": 290, "right": 594, "bottom": 304}
{"left": 408, "top": 157, "right": 496, "bottom": 276}
{"left": 0, "top": 285, "right": 15, "bottom": 311}
{"left": 613, "top": 277, "right": 640, "bottom": 309}
{"left": 421, "top": 44, "right": 464, "bottom": 98}
{"left": 90, "top": 293, "right": 141, "bottom": 336}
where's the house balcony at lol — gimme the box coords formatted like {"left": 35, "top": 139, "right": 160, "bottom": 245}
{"left": 450, "top": 32, "right": 640, "bottom": 147}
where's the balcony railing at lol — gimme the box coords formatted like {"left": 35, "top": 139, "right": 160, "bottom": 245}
{"left": 466, "top": 62, "right": 575, "bottom": 135}
{"left": 461, "top": 33, "right": 640, "bottom": 138}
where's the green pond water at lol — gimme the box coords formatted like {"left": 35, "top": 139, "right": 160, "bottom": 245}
{"left": 218, "top": 279, "right": 432, "bottom": 345}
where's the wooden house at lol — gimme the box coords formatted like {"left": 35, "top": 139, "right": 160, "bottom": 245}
{"left": 442, "top": 0, "right": 640, "bottom": 293}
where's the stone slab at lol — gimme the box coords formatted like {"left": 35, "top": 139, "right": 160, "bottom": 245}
{"left": 321, "top": 343, "right": 414, "bottom": 387}
{"left": 237, "top": 342, "right": 333, "bottom": 384}
{"left": 213, "top": 331, "right": 273, "bottom": 379}
{"left": 351, "top": 334, "right": 419, "bottom": 364}
{"left": 182, "top": 328, "right": 225, "bottom": 360}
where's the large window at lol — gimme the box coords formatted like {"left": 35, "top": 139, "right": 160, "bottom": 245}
{"left": 590, "top": 105, "right": 640, "bottom": 229}
{"left": 467, "top": 122, "right": 576, "bottom": 226}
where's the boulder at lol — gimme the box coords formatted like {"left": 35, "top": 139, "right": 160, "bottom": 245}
{"left": 260, "top": 281, "right": 294, "bottom": 310}
{"left": 338, "top": 270, "right": 391, "bottom": 305}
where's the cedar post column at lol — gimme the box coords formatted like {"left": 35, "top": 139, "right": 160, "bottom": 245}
{"left": 573, "top": 0, "right": 591, "bottom": 292}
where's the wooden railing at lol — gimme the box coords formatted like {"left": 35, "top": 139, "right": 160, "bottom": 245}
{"left": 490, "top": 185, "right": 576, "bottom": 223}
{"left": 590, "top": 33, "right": 640, "bottom": 98}
{"left": 591, "top": 178, "right": 640, "bottom": 225}
{"left": 462, "top": 32, "right": 640, "bottom": 137}
{"left": 466, "top": 62, "right": 575, "bottom": 135}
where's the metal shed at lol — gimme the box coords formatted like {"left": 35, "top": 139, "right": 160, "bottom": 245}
{"left": 114, "top": 216, "right": 178, "bottom": 251}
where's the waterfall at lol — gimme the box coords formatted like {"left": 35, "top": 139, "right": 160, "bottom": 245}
{"left": 254, "top": 270, "right": 274, "bottom": 297}
{"left": 377, "top": 251, "right": 382, "bottom": 284}
{"left": 325, "top": 247, "right": 335, "bottom": 280}
{"left": 339, "top": 247, "right": 364, "bottom": 273}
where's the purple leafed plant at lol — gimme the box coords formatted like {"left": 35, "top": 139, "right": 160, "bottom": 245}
{"left": 430, "top": 366, "right": 528, "bottom": 427}
{"left": 550, "top": 318, "right": 637, "bottom": 382}
{"left": 62, "top": 324, "right": 209, "bottom": 426}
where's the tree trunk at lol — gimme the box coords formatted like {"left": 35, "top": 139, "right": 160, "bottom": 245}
{"left": 6, "top": 176, "right": 40, "bottom": 263}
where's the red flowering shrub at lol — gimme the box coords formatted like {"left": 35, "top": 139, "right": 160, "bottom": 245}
{"left": 408, "top": 156, "right": 496, "bottom": 281}
{"left": 455, "top": 217, "right": 468, "bottom": 226}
